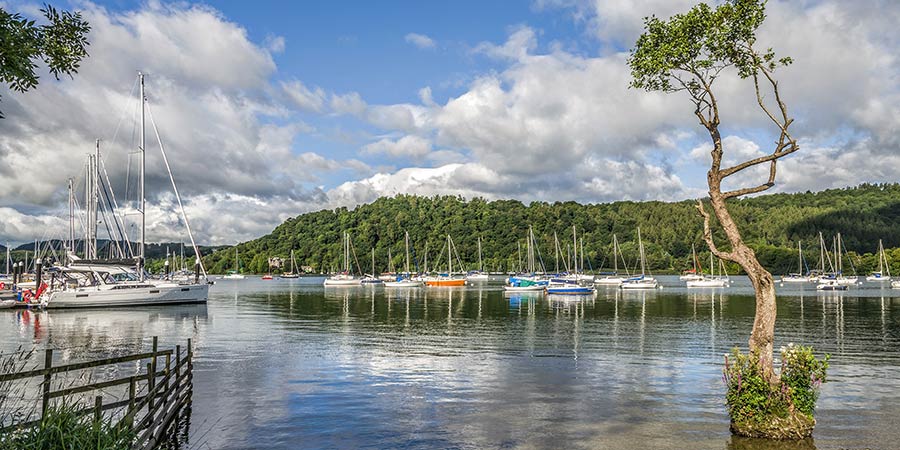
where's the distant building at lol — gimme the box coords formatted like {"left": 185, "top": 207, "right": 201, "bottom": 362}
{"left": 300, "top": 265, "right": 314, "bottom": 273}
{"left": 268, "top": 257, "right": 284, "bottom": 269}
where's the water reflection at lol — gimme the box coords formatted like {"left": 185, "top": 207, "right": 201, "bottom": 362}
{"left": 0, "top": 277, "right": 898, "bottom": 449}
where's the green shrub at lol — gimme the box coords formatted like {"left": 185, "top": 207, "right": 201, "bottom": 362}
{"left": 0, "top": 402, "right": 134, "bottom": 450}
{"left": 723, "top": 344, "right": 828, "bottom": 437}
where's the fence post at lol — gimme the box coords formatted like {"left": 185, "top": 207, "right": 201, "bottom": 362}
{"left": 94, "top": 395, "right": 103, "bottom": 423}
{"left": 147, "top": 362, "right": 154, "bottom": 411}
{"left": 127, "top": 376, "right": 136, "bottom": 428}
{"left": 151, "top": 336, "right": 158, "bottom": 377}
{"left": 40, "top": 348, "right": 53, "bottom": 419}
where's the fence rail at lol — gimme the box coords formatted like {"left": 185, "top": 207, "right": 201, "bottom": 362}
{"left": 0, "top": 336, "right": 194, "bottom": 450}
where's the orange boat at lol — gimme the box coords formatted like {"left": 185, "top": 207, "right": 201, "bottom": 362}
{"left": 425, "top": 235, "right": 467, "bottom": 287}
{"left": 425, "top": 277, "right": 466, "bottom": 287}
{"left": 261, "top": 274, "right": 273, "bottom": 280}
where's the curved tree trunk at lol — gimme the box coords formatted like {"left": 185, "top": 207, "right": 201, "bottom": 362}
{"left": 708, "top": 190, "right": 777, "bottom": 381}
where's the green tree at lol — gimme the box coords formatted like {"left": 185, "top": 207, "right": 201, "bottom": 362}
{"left": 630, "top": 0, "right": 794, "bottom": 379}
{"left": 0, "top": 4, "right": 90, "bottom": 117}
{"left": 629, "top": 0, "right": 826, "bottom": 439}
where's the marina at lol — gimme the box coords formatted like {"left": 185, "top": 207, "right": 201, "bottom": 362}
{"left": 2, "top": 277, "right": 899, "bottom": 449}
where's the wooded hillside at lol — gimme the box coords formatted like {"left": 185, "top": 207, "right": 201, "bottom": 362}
{"left": 201, "top": 183, "right": 900, "bottom": 276}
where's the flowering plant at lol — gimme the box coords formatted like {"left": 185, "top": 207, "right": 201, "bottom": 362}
{"left": 723, "top": 344, "right": 828, "bottom": 438}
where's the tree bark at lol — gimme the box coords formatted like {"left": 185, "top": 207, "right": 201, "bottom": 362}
{"left": 707, "top": 188, "right": 777, "bottom": 381}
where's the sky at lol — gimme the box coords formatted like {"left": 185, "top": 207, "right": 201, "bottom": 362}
{"left": 0, "top": 0, "right": 898, "bottom": 246}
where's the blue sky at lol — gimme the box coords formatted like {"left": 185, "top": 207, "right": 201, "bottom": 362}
{"left": 0, "top": 0, "right": 898, "bottom": 244}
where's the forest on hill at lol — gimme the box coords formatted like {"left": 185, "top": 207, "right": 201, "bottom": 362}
{"left": 201, "top": 183, "right": 900, "bottom": 276}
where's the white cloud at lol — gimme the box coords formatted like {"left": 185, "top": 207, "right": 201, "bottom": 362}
{"left": 473, "top": 26, "right": 537, "bottom": 61}
{"left": 362, "top": 135, "right": 432, "bottom": 158}
{"left": 329, "top": 91, "right": 367, "bottom": 116}
{"left": 404, "top": 32, "right": 436, "bottom": 49}
{"left": 281, "top": 80, "right": 326, "bottom": 112}
{"left": 264, "top": 34, "right": 286, "bottom": 53}
{"left": 1, "top": 0, "right": 898, "bottom": 246}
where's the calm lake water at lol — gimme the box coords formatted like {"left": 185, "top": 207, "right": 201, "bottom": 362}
{"left": 2, "top": 276, "right": 900, "bottom": 449}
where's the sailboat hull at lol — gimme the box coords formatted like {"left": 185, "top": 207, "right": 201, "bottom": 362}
{"left": 46, "top": 283, "right": 208, "bottom": 309}
{"left": 425, "top": 278, "right": 466, "bottom": 287}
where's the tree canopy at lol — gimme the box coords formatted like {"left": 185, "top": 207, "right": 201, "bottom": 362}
{"left": 0, "top": 4, "right": 90, "bottom": 117}
{"left": 200, "top": 184, "right": 900, "bottom": 276}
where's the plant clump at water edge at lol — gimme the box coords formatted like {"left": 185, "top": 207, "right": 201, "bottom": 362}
{"left": 723, "top": 344, "right": 829, "bottom": 440}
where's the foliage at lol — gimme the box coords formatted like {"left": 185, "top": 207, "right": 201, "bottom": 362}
{"left": 779, "top": 344, "right": 828, "bottom": 417}
{"left": 723, "top": 346, "right": 828, "bottom": 435}
{"left": 0, "top": 402, "right": 134, "bottom": 450}
{"left": 629, "top": 0, "right": 790, "bottom": 94}
{"left": 0, "top": 4, "right": 90, "bottom": 118}
{"left": 201, "top": 184, "right": 900, "bottom": 274}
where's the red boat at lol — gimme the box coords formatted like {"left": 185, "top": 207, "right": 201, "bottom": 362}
{"left": 261, "top": 274, "right": 274, "bottom": 280}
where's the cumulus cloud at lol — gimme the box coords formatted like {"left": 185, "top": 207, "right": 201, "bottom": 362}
{"left": 1, "top": 0, "right": 897, "bottom": 246}
{"left": 404, "top": 32, "right": 436, "bottom": 49}
{"left": 282, "top": 80, "right": 326, "bottom": 112}
{"left": 362, "top": 136, "right": 432, "bottom": 159}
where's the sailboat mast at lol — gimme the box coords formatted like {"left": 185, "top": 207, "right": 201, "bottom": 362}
{"left": 478, "top": 236, "right": 483, "bottom": 272}
{"left": 405, "top": 231, "right": 410, "bottom": 275}
{"left": 554, "top": 232, "right": 559, "bottom": 273}
{"left": 613, "top": 235, "right": 619, "bottom": 273}
{"left": 572, "top": 225, "right": 578, "bottom": 274}
{"left": 447, "top": 235, "right": 452, "bottom": 275}
{"left": 798, "top": 241, "right": 803, "bottom": 274}
{"left": 638, "top": 227, "right": 646, "bottom": 275}
{"left": 139, "top": 72, "right": 146, "bottom": 276}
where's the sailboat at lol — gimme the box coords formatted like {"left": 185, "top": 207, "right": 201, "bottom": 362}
{"left": 43, "top": 73, "right": 209, "bottom": 308}
{"left": 781, "top": 241, "right": 809, "bottom": 282}
{"left": 466, "top": 236, "right": 490, "bottom": 281}
{"left": 323, "top": 232, "right": 361, "bottom": 286}
{"left": 385, "top": 231, "right": 424, "bottom": 287}
{"left": 817, "top": 233, "right": 857, "bottom": 285}
{"left": 505, "top": 226, "right": 548, "bottom": 292}
{"left": 620, "top": 227, "right": 660, "bottom": 290}
{"left": 866, "top": 239, "right": 891, "bottom": 282}
{"left": 686, "top": 252, "right": 729, "bottom": 288}
{"left": 222, "top": 247, "right": 245, "bottom": 279}
{"left": 282, "top": 250, "right": 300, "bottom": 278}
{"left": 680, "top": 244, "right": 704, "bottom": 281}
{"left": 361, "top": 248, "right": 384, "bottom": 285}
{"left": 425, "top": 235, "right": 467, "bottom": 287}
{"left": 547, "top": 226, "right": 594, "bottom": 295}
{"left": 594, "top": 234, "right": 630, "bottom": 285}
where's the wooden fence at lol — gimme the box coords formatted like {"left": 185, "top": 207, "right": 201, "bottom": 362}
{"left": 0, "top": 336, "right": 194, "bottom": 449}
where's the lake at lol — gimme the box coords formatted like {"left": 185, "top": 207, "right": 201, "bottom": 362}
{"left": 2, "top": 276, "right": 899, "bottom": 449}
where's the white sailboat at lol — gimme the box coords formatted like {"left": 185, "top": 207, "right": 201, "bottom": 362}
{"left": 686, "top": 252, "right": 729, "bottom": 288}
{"left": 505, "top": 226, "right": 548, "bottom": 292}
{"left": 466, "top": 236, "right": 490, "bottom": 281}
{"left": 594, "top": 234, "right": 630, "bottom": 285}
{"left": 816, "top": 233, "right": 857, "bottom": 285}
{"left": 620, "top": 227, "right": 660, "bottom": 290}
{"left": 866, "top": 239, "right": 891, "bottom": 282}
{"left": 222, "top": 247, "right": 245, "bottom": 280}
{"left": 324, "top": 232, "right": 361, "bottom": 286}
{"left": 44, "top": 73, "right": 209, "bottom": 308}
{"left": 781, "top": 241, "right": 809, "bottom": 282}
{"left": 547, "top": 226, "right": 594, "bottom": 294}
{"left": 385, "top": 231, "right": 424, "bottom": 288}
{"left": 282, "top": 250, "right": 300, "bottom": 278}
{"left": 361, "top": 248, "right": 384, "bottom": 285}
{"left": 680, "top": 244, "right": 705, "bottom": 282}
